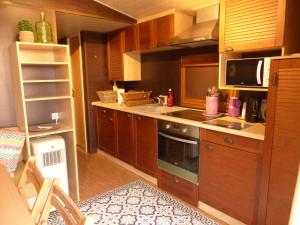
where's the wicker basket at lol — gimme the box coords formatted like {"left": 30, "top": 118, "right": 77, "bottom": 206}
{"left": 96, "top": 91, "right": 117, "bottom": 103}
{"left": 121, "top": 91, "right": 152, "bottom": 106}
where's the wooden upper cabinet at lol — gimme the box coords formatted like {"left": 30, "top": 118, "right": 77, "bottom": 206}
{"left": 124, "top": 25, "right": 139, "bottom": 52}
{"left": 138, "top": 20, "right": 154, "bottom": 51}
{"left": 153, "top": 14, "right": 174, "bottom": 48}
{"left": 107, "top": 30, "right": 141, "bottom": 81}
{"left": 264, "top": 59, "right": 300, "bottom": 225}
{"left": 134, "top": 115, "right": 158, "bottom": 177}
{"left": 219, "top": 0, "right": 286, "bottom": 52}
{"left": 116, "top": 111, "right": 136, "bottom": 166}
{"left": 107, "top": 30, "right": 124, "bottom": 81}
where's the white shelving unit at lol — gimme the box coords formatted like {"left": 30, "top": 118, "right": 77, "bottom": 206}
{"left": 9, "top": 42, "right": 79, "bottom": 201}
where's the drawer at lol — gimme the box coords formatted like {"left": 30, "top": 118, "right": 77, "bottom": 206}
{"left": 201, "top": 129, "right": 262, "bottom": 154}
{"left": 99, "top": 107, "right": 114, "bottom": 117}
{"left": 158, "top": 169, "right": 198, "bottom": 206}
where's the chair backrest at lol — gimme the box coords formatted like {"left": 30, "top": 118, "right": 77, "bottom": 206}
{"left": 39, "top": 180, "right": 86, "bottom": 225}
{"left": 17, "top": 157, "right": 53, "bottom": 225}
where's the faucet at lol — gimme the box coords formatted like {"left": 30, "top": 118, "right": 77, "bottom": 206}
{"left": 153, "top": 97, "right": 162, "bottom": 105}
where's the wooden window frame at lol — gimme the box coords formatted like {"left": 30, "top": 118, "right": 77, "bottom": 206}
{"left": 180, "top": 62, "right": 219, "bottom": 109}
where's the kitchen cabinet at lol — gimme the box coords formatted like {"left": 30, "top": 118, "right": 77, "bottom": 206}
{"left": 107, "top": 30, "right": 141, "bottom": 81}
{"left": 153, "top": 14, "right": 174, "bottom": 48}
{"left": 116, "top": 111, "right": 136, "bottom": 165}
{"left": 138, "top": 21, "right": 154, "bottom": 51}
{"left": 124, "top": 25, "right": 139, "bottom": 52}
{"left": 96, "top": 107, "right": 116, "bottom": 156}
{"left": 134, "top": 115, "right": 158, "bottom": 177}
{"left": 219, "top": 0, "right": 300, "bottom": 53}
{"left": 158, "top": 168, "right": 198, "bottom": 206}
{"left": 107, "top": 30, "right": 124, "bottom": 81}
{"left": 199, "top": 129, "right": 261, "bottom": 224}
{"left": 261, "top": 58, "right": 300, "bottom": 225}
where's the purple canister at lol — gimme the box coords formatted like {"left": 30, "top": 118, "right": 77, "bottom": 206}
{"left": 228, "top": 97, "right": 241, "bottom": 117}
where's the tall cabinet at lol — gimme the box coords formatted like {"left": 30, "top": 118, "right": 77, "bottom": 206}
{"left": 9, "top": 42, "right": 79, "bottom": 201}
{"left": 262, "top": 58, "right": 300, "bottom": 225}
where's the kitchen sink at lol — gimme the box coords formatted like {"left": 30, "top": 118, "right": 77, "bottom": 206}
{"left": 133, "top": 104, "right": 185, "bottom": 114}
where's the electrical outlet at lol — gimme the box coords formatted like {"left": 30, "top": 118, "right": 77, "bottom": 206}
{"left": 51, "top": 112, "right": 59, "bottom": 121}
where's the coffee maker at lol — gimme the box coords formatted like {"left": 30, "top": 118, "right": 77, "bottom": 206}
{"left": 245, "top": 97, "right": 261, "bottom": 123}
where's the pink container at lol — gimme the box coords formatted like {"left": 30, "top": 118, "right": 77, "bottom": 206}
{"left": 206, "top": 96, "right": 219, "bottom": 115}
{"left": 228, "top": 97, "right": 241, "bottom": 117}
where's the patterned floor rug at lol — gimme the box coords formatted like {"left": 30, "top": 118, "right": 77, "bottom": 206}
{"left": 48, "top": 180, "right": 220, "bottom": 225}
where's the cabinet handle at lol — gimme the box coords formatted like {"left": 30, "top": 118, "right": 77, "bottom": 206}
{"left": 127, "top": 114, "right": 131, "bottom": 118}
{"left": 272, "top": 73, "right": 278, "bottom": 86}
{"left": 102, "top": 109, "right": 106, "bottom": 113}
{"left": 225, "top": 47, "right": 234, "bottom": 51}
{"left": 109, "top": 118, "right": 113, "bottom": 122}
{"left": 136, "top": 116, "right": 142, "bottom": 120}
{"left": 224, "top": 137, "right": 234, "bottom": 144}
{"left": 205, "top": 143, "right": 213, "bottom": 151}
{"left": 173, "top": 177, "right": 180, "bottom": 183}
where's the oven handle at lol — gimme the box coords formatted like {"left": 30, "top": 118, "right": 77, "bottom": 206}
{"left": 158, "top": 131, "right": 198, "bottom": 145}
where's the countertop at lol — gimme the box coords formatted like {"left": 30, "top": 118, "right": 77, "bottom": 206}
{"left": 92, "top": 102, "right": 265, "bottom": 141}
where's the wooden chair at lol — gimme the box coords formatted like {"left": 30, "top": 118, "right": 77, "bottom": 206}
{"left": 39, "top": 179, "right": 86, "bottom": 225}
{"left": 17, "top": 157, "right": 54, "bottom": 225}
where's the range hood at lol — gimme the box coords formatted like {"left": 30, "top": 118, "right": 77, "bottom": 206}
{"left": 169, "top": 4, "right": 219, "bottom": 48}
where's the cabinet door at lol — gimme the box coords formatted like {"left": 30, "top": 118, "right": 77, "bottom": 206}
{"left": 153, "top": 14, "right": 174, "bottom": 48}
{"left": 116, "top": 111, "right": 135, "bottom": 165}
{"left": 264, "top": 59, "right": 300, "bottom": 225}
{"left": 124, "top": 25, "right": 139, "bottom": 52}
{"left": 107, "top": 30, "right": 124, "bottom": 81}
{"left": 138, "top": 21, "right": 154, "bottom": 51}
{"left": 219, "top": 0, "right": 286, "bottom": 52}
{"left": 135, "top": 115, "right": 157, "bottom": 177}
{"left": 199, "top": 141, "right": 259, "bottom": 224}
{"left": 96, "top": 107, "right": 116, "bottom": 156}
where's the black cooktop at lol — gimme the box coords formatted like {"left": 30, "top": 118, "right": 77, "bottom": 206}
{"left": 164, "top": 110, "right": 223, "bottom": 122}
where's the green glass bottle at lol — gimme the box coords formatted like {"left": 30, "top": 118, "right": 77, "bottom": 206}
{"left": 36, "top": 12, "right": 53, "bottom": 43}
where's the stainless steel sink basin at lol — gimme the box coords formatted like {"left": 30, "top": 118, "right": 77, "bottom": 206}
{"left": 133, "top": 104, "right": 184, "bottom": 114}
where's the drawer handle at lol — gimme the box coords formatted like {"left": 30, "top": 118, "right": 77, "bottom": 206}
{"left": 102, "top": 109, "right": 106, "bottom": 113}
{"left": 137, "top": 116, "right": 142, "bottom": 120}
{"left": 224, "top": 137, "right": 234, "bottom": 144}
{"left": 205, "top": 144, "right": 213, "bottom": 151}
{"left": 173, "top": 177, "right": 180, "bottom": 183}
{"left": 109, "top": 118, "right": 113, "bottom": 122}
{"left": 127, "top": 114, "right": 131, "bottom": 118}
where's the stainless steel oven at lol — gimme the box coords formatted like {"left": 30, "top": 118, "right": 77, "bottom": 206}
{"left": 158, "top": 120, "right": 199, "bottom": 184}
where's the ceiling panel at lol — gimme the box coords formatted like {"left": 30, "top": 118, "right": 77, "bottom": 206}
{"left": 94, "top": 0, "right": 220, "bottom": 19}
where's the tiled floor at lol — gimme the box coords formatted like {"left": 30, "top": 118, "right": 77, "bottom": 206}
{"left": 77, "top": 150, "right": 142, "bottom": 201}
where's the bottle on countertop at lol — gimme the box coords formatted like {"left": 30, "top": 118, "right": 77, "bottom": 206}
{"left": 113, "top": 81, "right": 118, "bottom": 91}
{"left": 167, "top": 88, "right": 174, "bottom": 107}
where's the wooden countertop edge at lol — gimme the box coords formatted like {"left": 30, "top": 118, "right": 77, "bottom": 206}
{"left": 92, "top": 102, "right": 265, "bottom": 141}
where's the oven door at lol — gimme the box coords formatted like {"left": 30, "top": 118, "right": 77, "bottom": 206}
{"left": 158, "top": 131, "right": 199, "bottom": 184}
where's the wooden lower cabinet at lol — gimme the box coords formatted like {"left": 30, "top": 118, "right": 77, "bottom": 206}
{"left": 116, "top": 111, "right": 135, "bottom": 165}
{"left": 199, "top": 140, "right": 259, "bottom": 225}
{"left": 134, "top": 115, "right": 158, "bottom": 177}
{"left": 158, "top": 169, "right": 198, "bottom": 206}
{"left": 95, "top": 107, "right": 116, "bottom": 156}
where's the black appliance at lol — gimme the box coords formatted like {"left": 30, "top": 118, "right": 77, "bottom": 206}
{"left": 226, "top": 57, "right": 270, "bottom": 87}
{"left": 158, "top": 120, "right": 199, "bottom": 184}
{"left": 245, "top": 97, "right": 261, "bottom": 123}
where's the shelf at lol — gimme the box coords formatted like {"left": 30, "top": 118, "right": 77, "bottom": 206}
{"left": 21, "top": 62, "right": 68, "bottom": 66}
{"left": 25, "top": 95, "right": 71, "bottom": 102}
{"left": 23, "top": 79, "right": 70, "bottom": 83}
{"left": 17, "top": 42, "right": 68, "bottom": 51}
{"left": 28, "top": 125, "right": 74, "bottom": 138}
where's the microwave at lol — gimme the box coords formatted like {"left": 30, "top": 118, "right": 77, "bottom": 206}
{"left": 225, "top": 57, "right": 270, "bottom": 87}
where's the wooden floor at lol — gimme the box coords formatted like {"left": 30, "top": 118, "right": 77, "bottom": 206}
{"left": 77, "top": 150, "right": 142, "bottom": 201}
